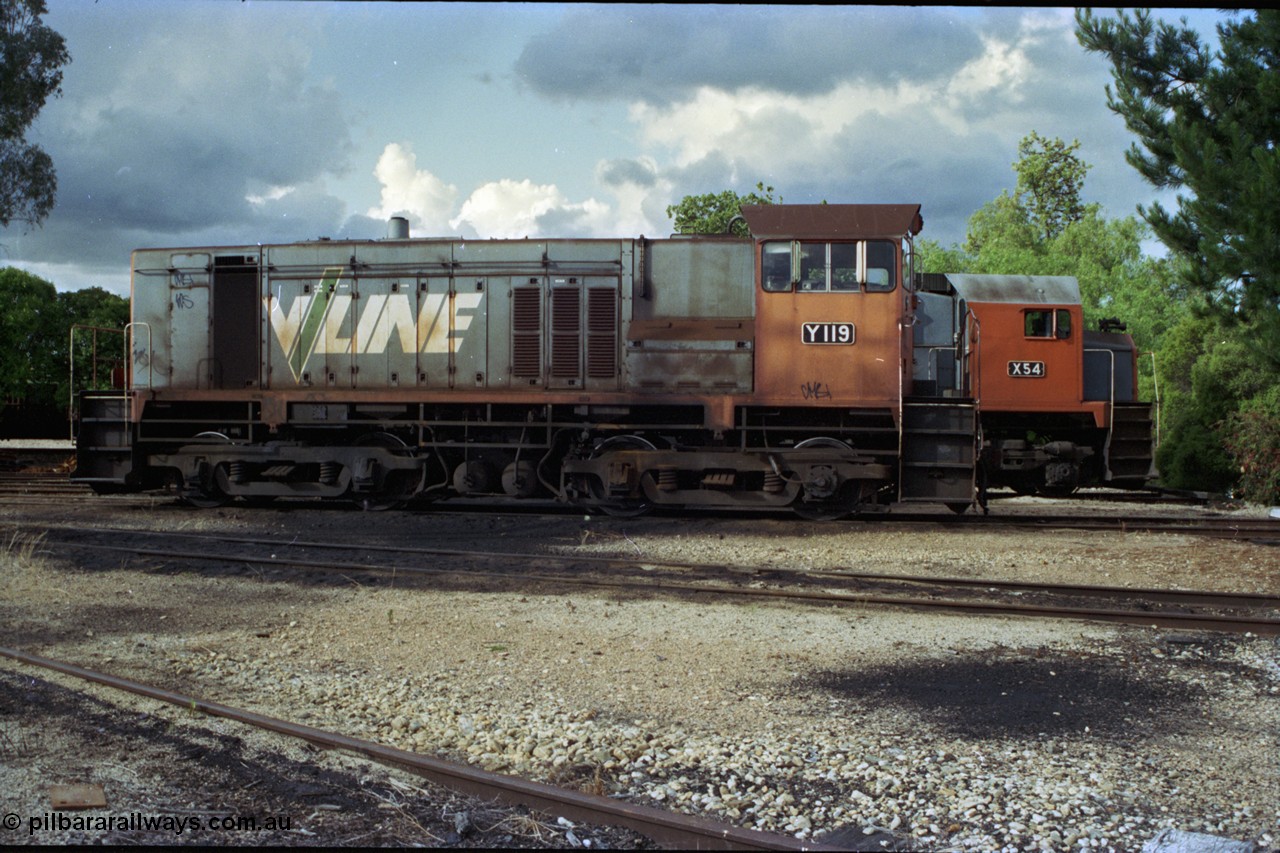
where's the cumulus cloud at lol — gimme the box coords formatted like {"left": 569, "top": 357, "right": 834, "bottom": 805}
{"left": 366, "top": 143, "right": 459, "bottom": 234}
{"left": 362, "top": 147, "right": 669, "bottom": 241}
{"left": 610, "top": 9, "right": 1126, "bottom": 245}
{"left": 450, "top": 179, "right": 611, "bottom": 238}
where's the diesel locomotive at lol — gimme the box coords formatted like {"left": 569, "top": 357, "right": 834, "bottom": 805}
{"left": 71, "top": 204, "right": 1155, "bottom": 518}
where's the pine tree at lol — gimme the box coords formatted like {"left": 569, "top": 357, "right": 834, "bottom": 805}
{"left": 1076, "top": 9, "right": 1280, "bottom": 356}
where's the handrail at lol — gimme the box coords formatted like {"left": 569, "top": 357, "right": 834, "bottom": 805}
{"left": 1083, "top": 347, "right": 1117, "bottom": 478}
{"left": 68, "top": 324, "right": 127, "bottom": 441}
{"left": 965, "top": 310, "right": 981, "bottom": 405}
{"left": 1145, "top": 350, "right": 1161, "bottom": 446}
{"left": 125, "top": 322, "right": 152, "bottom": 390}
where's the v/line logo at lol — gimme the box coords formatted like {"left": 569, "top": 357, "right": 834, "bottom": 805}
{"left": 265, "top": 268, "right": 484, "bottom": 380}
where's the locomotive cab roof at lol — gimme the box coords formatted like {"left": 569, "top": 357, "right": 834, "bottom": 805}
{"left": 943, "top": 274, "right": 1080, "bottom": 305}
{"left": 740, "top": 204, "right": 923, "bottom": 241}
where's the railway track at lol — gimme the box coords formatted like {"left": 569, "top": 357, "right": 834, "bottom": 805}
{"left": 0, "top": 646, "right": 822, "bottom": 851}
{"left": 2, "top": 470, "right": 1276, "bottom": 543}
{"left": 0, "top": 471, "right": 92, "bottom": 498}
{"left": 20, "top": 522, "right": 1280, "bottom": 636}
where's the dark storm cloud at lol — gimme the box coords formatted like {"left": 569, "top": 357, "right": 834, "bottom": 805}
{"left": 515, "top": 5, "right": 999, "bottom": 102}
{"left": 11, "top": 3, "right": 356, "bottom": 271}
{"left": 596, "top": 157, "right": 658, "bottom": 188}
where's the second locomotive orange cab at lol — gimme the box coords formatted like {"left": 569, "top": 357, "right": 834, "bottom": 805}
{"left": 912, "top": 273, "right": 1155, "bottom": 498}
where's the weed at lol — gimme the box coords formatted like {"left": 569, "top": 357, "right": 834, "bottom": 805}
{"left": 1, "top": 530, "right": 47, "bottom": 572}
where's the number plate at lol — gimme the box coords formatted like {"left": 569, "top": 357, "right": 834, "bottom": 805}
{"left": 801, "top": 322, "right": 856, "bottom": 345}
{"left": 1008, "top": 360, "right": 1046, "bottom": 377}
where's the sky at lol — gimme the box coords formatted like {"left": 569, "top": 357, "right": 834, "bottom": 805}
{"left": 1, "top": 2, "right": 1239, "bottom": 297}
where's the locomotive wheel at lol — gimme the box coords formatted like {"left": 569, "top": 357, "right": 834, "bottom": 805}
{"left": 182, "top": 485, "right": 231, "bottom": 509}
{"left": 352, "top": 432, "right": 418, "bottom": 512}
{"left": 587, "top": 435, "right": 657, "bottom": 518}
{"left": 792, "top": 481, "right": 865, "bottom": 521}
{"left": 181, "top": 431, "right": 233, "bottom": 508}
{"left": 791, "top": 437, "right": 861, "bottom": 521}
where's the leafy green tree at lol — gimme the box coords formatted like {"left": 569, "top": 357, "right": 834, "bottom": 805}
{"left": 0, "top": 265, "right": 61, "bottom": 406}
{"left": 1076, "top": 9, "right": 1280, "bottom": 356}
{"left": 1, "top": 0, "right": 69, "bottom": 229}
{"left": 1077, "top": 9, "right": 1280, "bottom": 498}
{"left": 0, "top": 269, "right": 128, "bottom": 414}
{"left": 667, "top": 182, "right": 779, "bottom": 237}
{"left": 1224, "top": 385, "right": 1280, "bottom": 504}
{"left": 1013, "top": 132, "right": 1091, "bottom": 241}
{"left": 58, "top": 286, "right": 131, "bottom": 405}
{"left": 1152, "top": 311, "right": 1280, "bottom": 494}
{"left": 921, "top": 132, "right": 1183, "bottom": 361}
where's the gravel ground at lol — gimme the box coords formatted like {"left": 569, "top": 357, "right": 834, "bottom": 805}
{"left": 1, "top": 492, "right": 1278, "bottom": 850}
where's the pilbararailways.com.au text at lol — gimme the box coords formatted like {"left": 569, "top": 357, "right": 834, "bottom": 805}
{"left": 20, "top": 811, "right": 293, "bottom": 836}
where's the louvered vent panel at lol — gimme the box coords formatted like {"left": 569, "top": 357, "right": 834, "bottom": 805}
{"left": 550, "top": 287, "right": 581, "bottom": 379}
{"left": 586, "top": 287, "right": 617, "bottom": 379}
{"left": 511, "top": 287, "right": 541, "bottom": 378}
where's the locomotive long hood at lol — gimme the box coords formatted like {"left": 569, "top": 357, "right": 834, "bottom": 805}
{"left": 740, "top": 204, "right": 923, "bottom": 240}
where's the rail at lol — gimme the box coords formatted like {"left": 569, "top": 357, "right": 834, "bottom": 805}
{"left": 28, "top": 529, "right": 1280, "bottom": 636}
{"left": 0, "top": 646, "right": 827, "bottom": 851}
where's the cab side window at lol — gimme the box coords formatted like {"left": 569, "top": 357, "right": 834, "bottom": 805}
{"left": 1024, "top": 309, "right": 1073, "bottom": 338}
{"left": 1025, "top": 310, "right": 1052, "bottom": 337}
{"left": 759, "top": 240, "right": 897, "bottom": 293}
{"left": 798, "top": 242, "right": 826, "bottom": 291}
{"left": 761, "top": 241, "right": 793, "bottom": 292}
{"left": 1055, "top": 309, "right": 1072, "bottom": 339}
{"left": 831, "top": 243, "right": 857, "bottom": 291}
{"left": 865, "top": 241, "right": 897, "bottom": 292}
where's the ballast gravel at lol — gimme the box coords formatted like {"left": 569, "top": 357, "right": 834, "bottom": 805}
{"left": 1, "top": 493, "right": 1277, "bottom": 850}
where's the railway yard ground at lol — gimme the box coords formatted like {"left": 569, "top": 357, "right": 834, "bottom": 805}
{"left": 0, "top": 458, "right": 1277, "bottom": 849}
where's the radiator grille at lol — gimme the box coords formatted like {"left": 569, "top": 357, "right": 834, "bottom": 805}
{"left": 511, "top": 287, "right": 541, "bottom": 378}
{"left": 586, "top": 287, "right": 617, "bottom": 378}
{"left": 550, "top": 287, "right": 581, "bottom": 379}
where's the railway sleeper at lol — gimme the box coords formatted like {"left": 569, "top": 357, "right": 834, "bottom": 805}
{"left": 149, "top": 441, "right": 428, "bottom": 504}
{"left": 563, "top": 447, "right": 892, "bottom": 509}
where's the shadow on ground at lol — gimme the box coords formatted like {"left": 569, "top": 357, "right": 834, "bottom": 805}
{"left": 806, "top": 651, "right": 1201, "bottom": 741}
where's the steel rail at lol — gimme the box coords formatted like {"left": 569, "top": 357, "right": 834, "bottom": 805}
{"left": 952, "top": 516, "right": 1280, "bottom": 541}
{"left": 38, "top": 539, "right": 1280, "bottom": 636}
{"left": 7, "top": 471, "right": 1278, "bottom": 539}
{"left": 25, "top": 523, "right": 1280, "bottom": 612}
{"left": 0, "top": 646, "right": 828, "bottom": 851}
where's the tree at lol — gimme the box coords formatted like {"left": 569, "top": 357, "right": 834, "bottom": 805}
{"left": 57, "top": 286, "right": 131, "bottom": 407}
{"left": 922, "top": 132, "right": 1183, "bottom": 362}
{"left": 1077, "top": 9, "right": 1280, "bottom": 499}
{"left": 0, "top": 268, "right": 128, "bottom": 414}
{"left": 0, "top": 265, "right": 61, "bottom": 406}
{"left": 667, "top": 182, "right": 779, "bottom": 237}
{"left": 1076, "top": 10, "right": 1280, "bottom": 356}
{"left": 1013, "top": 132, "right": 1091, "bottom": 241}
{"left": 0, "top": 0, "right": 69, "bottom": 229}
